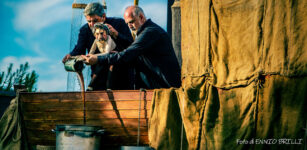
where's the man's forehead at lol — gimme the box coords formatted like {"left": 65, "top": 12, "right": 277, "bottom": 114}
{"left": 124, "top": 11, "right": 134, "bottom": 19}
{"left": 86, "top": 15, "right": 100, "bottom": 20}
{"left": 125, "top": 6, "right": 134, "bottom": 15}
{"left": 95, "top": 28, "right": 105, "bottom": 33}
{"left": 124, "top": 15, "right": 135, "bottom": 23}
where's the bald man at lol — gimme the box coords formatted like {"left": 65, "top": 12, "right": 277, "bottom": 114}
{"left": 82, "top": 6, "right": 181, "bottom": 89}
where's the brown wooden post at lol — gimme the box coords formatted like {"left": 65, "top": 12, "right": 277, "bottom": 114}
{"left": 171, "top": 0, "right": 182, "bottom": 66}
{"left": 167, "top": 0, "right": 174, "bottom": 37}
{"left": 134, "top": 0, "right": 139, "bottom": 6}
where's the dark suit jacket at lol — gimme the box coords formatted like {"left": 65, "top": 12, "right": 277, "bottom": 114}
{"left": 98, "top": 19, "right": 181, "bottom": 89}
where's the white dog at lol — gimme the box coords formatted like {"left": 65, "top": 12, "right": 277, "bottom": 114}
{"left": 87, "top": 22, "right": 116, "bottom": 90}
{"left": 89, "top": 22, "right": 116, "bottom": 55}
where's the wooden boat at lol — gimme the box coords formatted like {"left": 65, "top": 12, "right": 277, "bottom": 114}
{"left": 19, "top": 90, "right": 153, "bottom": 147}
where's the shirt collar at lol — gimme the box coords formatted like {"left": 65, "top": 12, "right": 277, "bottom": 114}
{"left": 137, "top": 19, "right": 152, "bottom": 35}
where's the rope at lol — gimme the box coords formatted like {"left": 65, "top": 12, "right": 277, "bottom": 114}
{"left": 180, "top": 89, "right": 185, "bottom": 150}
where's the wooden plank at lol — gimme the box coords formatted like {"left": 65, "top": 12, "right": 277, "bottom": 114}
{"left": 85, "top": 91, "right": 152, "bottom": 101}
{"left": 72, "top": 3, "right": 87, "bottom": 9}
{"left": 86, "top": 110, "right": 150, "bottom": 119}
{"left": 21, "top": 101, "right": 84, "bottom": 111}
{"left": 21, "top": 100, "right": 151, "bottom": 112}
{"left": 86, "top": 118, "right": 148, "bottom": 128}
{"left": 22, "top": 110, "right": 150, "bottom": 120}
{"left": 86, "top": 101, "right": 151, "bottom": 110}
{"left": 24, "top": 118, "right": 148, "bottom": 129}
{"left": 20, "top": 90, "right": 153, "bottom": 102}
{"left": 23, "top": 119, "right": 83, "bottom": 124}
{"left": 22, "top": 111, "right": 84, "bottom": 120}
{"left": 20, "top": 92, "right": 81, "bottom": 102}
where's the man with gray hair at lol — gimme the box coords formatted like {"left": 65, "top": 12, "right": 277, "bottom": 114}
{"left": 82, "top": 5, "right": 181, "bottom": 89}
{"left": 62, "top": 2, "right": 134, "bottom": 90}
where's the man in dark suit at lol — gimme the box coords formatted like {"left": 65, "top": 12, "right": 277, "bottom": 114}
{"left": 82, "top": 5, "right": 181, "bottom": 89}
{"left": 62, "top": 2, "right": 133, "bottom": 90}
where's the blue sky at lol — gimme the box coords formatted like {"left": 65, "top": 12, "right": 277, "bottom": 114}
{"left": 0, "top": 0, "right": 167, "bottom": 91}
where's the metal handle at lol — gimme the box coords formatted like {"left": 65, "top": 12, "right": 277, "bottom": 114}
{"left": 96, "top": 129, "right": 105, "bottom": 135}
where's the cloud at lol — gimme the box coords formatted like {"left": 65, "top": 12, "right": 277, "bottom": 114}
{"left": 29, "top": 59, "right": 68, "bottom": 92}
{"left": 14, "top": 37, "right": 46, "bottom": 56}
{"left": 37, "top": 62, "right": 90, "bottom": 92}
{"left": 107, "top": 1, "right": 132, "bottom": 17}
{"left": 0, "top": 56, "right": 68, "bottom": 92}
{"left": 0, "top": 56, "right": 49, "bottom": 72}
{"left": 12, "top": 0, "right": 71, "bottom": 32}
{"left": 37, "top": 74, "right": 67, "bottom": 92}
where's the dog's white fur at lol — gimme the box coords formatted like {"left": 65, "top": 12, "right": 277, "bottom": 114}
{"left": 89, "top": 35, "right": 116, "bottom": 55}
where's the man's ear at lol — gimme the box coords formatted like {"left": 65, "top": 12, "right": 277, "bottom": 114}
{"left": 139, "top": 13, "right": 145, "bottom": 22}
{"left": 102, "top": 14, "right": 106, "bottom": 20}
{"left": 98, "top": 14, "right": 106, "bottom": 23}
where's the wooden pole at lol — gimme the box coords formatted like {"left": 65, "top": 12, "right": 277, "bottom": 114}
{"left": 134, "top": 0, "right": 139, "bottom": 6}
{"left": 167, "top": 0, "right": 174, "bottom": 37}
{"left": 172, "top": 0, "right": 182, "bottom": 67}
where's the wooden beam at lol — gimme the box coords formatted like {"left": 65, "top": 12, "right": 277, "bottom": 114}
{"left": 134, "top": 0, "right": 139, "bottom": 6}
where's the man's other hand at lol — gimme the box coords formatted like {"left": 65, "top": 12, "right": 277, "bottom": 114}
{"left": 62, "top": 54, "right": 71, "bottom": 63}
{"left": 81, "top": 54, "right": 98, "bottom": 65}
{"left": 105, "top": 24, "right": 118, "bottom": 39}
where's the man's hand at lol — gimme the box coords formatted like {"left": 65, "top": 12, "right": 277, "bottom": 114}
{"left": 81, "top": 54, "right": 98, "bottom": 65}
{"left": 62, "top": 54, "right": 71, "bottom": 63}
{"left": 105, "top": 24, "right": 118, "bottom": 39}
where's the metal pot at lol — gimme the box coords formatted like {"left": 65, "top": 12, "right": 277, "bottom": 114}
{"left": 52, "top": 125, "right": 104, "bottom": 150}
{"left": 64, "top": 58, "right": 84, "bottom": 72}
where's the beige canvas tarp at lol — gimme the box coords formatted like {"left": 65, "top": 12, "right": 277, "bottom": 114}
{"left": 149, "top": 0, "right": 307, "bottom": 149}
{"left": 181, "top": 0, "right": 307, "bottom": 88}
{"left": 149, "top": 76, "right": 306, "bottom": 150}
{"left": 0, "top": 90, "right": 28, "bottom": 150}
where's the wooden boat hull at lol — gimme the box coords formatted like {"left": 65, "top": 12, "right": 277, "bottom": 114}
{"left": 20, "top": 90, "right": 153, "bottom": 147}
